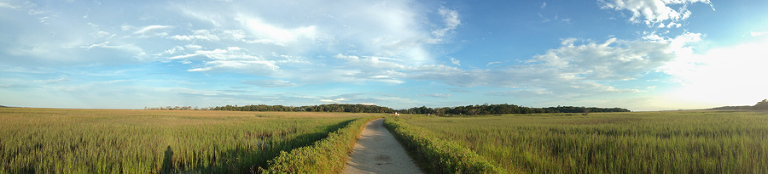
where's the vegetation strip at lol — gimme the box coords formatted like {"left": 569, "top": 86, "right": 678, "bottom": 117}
{"left": 262, "top": 116, "right": 382, "bottom": 173}
{"left": 384, "top": 117, "right": 506, "bottom": 174}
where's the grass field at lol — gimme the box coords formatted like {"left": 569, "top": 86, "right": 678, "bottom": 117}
{"left": 392, "top": 111, "right": 768, "bottom": 173}
{"left": 0, "top": 108, "right": 381, "bottom": 173}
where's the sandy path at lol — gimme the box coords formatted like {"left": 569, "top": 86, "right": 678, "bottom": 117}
{"left": 343, "top": 118, "right": 423, "bottom": 174}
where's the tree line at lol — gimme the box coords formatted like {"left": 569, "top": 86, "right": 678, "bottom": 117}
{"left": 159, "top": 103, "right": 630, "bottom": 115}
{"left": 395, "top": 104, "right": 629, "bottom": 116}
{"left": 211, "top": 104, "right": 396, "bottom": 113}
{"left": 712, "top": 99, "right": 768, "bottom": 111}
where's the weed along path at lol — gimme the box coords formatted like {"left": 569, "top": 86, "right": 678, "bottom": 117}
{"left": 343, "top": 118, "right": 423, "bottom": 174}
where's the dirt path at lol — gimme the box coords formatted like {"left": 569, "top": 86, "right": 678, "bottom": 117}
{"left": 343, "top": 118, "right": 423, "bottom": 174}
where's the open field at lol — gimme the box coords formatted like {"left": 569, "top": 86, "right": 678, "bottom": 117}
{"left": 0, "top": 108, "right": 382, "bottom": 173}
{"left": 389, "top": 111, "right": 768, "bottom": 173}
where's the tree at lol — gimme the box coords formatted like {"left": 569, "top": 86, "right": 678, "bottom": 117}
{"left": 755, "top": 99, "right": 768, "bottom": 110}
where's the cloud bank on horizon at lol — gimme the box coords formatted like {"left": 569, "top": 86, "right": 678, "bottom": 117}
{"left": 1, "top": 0, "right": 767, "bottom": 110}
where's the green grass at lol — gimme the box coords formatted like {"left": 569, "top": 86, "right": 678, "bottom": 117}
{"left": 394, "top": 111, "right": 768, "bottom": 173}
{"left": 384, "top": 117, "right": 505, "bottom": 174}
{"left": 263, "top": 117, "right": 381, "bottom": 173}
{"left": 0, "top": 108, "right": 380, "bottom": 173}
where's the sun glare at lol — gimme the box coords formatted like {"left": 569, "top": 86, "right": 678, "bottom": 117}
{"left": 668, "top": 37, "right": 768, "bottom": 107}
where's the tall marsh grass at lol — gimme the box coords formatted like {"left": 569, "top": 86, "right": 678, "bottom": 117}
{"left": 0, "top": 108, "right": 373, "bottom": 173}
{"left": 398, "top": 111, "right": 768, "bottom": 173}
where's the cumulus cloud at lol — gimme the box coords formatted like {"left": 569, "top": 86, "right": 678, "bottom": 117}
{"left": 531, "top": 36, "right": 677, "bottom": 80}
{"left": 599, "top": 0, "right": 713, "bottom": 27}
{"left": 403, "top": 33, "right": 701, "bottom": 98}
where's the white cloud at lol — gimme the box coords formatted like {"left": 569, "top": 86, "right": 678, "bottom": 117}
{"left": 227, "top": 47, "right": 241, "bottom": 51}
{"left": 170, "top": 49, "right": 227, "bottom": 60}
{"left": 320, "top": 98, "right": 347, "bottom": 103}
{"left": 335, "top": 53, "right": 405, "bottom": 70}
{"left": 450, "top": 57, "right": 461, "bottom": 66}
{"left": 185, "top": 44, "right": 202, "bottom": 49}
{"left": 531, "top": 36, "right": 680, "bottom": 80}
{"left": 236, "top": 15, "right": 318, "bottom": 45}
{"left": 170, "top": 29, "right": 221, "bottom": 41}
{"left": 326, "top": 53, "right": 407, "bottom": 84}
{"left": 432, "top": 7, "right": 461, "bottom": 39}
{"left": 541, "top": 2, "right": 547, "bottom": 9}
{"left": 405, "top": 65, "right": 489, "bottom": 87}
{"left": 121, "top": 25, "right": 134, "bottom": 31}
{"left": 242, "top": 79, "right": 298, "bottom": 88}
{"left": 599, "top": 0, "right": 712, "bottom": 27}
{"left": 486, "top": 61, "right": 503, "bottom": 66}
{"left": 168, "top": 48, "right": 280, "bottom": 74}
{"left": 163, "top": 0, "right": 461, "bottom": 80}
{"left": 404, "top": 33, "right": 702, "bottom": 99}
{"left": 0, "top": 2, "right": 154, "bottom": 65}
{"left": 159, "top": 46, "right": 184, "bottom": 56}
{"left": 421, "top": 93, "right": 452, "bottom": 98}
{"left": 133, "top": 25, "right": 174, "bottom": 37}
{"left": 188, "top": 60, "right": 278, "bottom": 74}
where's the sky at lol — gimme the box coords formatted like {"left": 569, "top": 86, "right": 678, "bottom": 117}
{"left": 1, "top": 0, "right": 767, "bottom": 111}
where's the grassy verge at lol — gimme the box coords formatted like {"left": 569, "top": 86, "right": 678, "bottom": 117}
{"left": 261, "top": 116, "right": 383, "bottom": 173}
{"left": 384, "top": 117, "right": 506, "bottom": 174}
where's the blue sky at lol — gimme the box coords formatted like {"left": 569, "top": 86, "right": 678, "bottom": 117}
{"left": 1, "top": 0, "right": 767, "bottom": 110}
